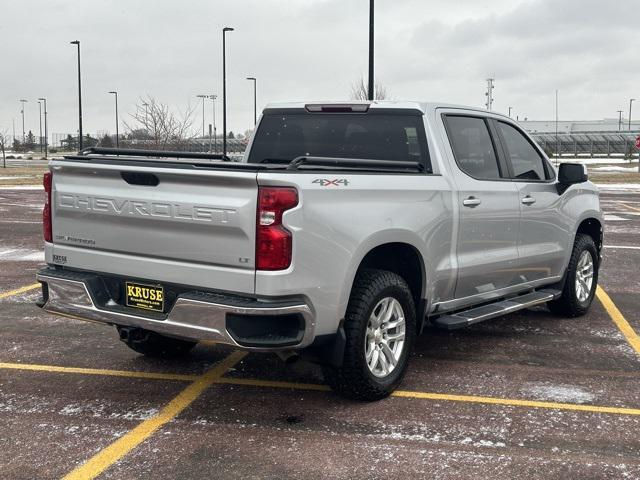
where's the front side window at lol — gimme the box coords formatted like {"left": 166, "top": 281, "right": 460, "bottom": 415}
{"left": 498, "top": 122, "right": 548, "bottom": 181}
{"left": 444, "top": 115, "right": 502, "bottom": 180}
{"left": 247, "top": 112, "right": 431, "bottom": 171}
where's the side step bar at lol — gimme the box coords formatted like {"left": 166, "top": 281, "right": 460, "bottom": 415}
{"left": 431, "top": 289, "right": 562, "bottom": 330}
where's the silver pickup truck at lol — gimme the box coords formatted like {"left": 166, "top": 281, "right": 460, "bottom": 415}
{"left": 36, "top": 101, "right": 603, "bottom": 400}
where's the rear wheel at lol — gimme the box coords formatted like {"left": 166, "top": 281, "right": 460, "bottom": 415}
{"left": 548, "top": 234, "right": 599, "bottom": 317}
{"left": 322, "top": 269, "right": 416, "bottom": 401}
{"left": 117, "top": 326, "right": 197, "bottom": 357}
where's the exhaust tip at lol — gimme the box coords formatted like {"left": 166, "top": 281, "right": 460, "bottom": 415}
{"left": 276, "top": 351, "right": 300, "bottom": 364}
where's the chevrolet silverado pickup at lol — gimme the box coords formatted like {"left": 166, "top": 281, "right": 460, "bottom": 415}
{"left": 36, "top": 101, "right": 603, "bottom": 400}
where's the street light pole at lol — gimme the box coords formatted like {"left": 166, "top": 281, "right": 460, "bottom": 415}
{"left": 197, "top": 94, "right": 208, "bottom": 150}
{"left": 141, "top": 102, "right": 149, "bottom": 134}
{"left": 368, "top": 0, "right": 374, "bottom": 101}
{"left": 555, "top": 89, "right": 559, "bottom": 165}
{"left": 508, "top": 106, "right": 512, "bottom": 118}
{"left": 19, "top": 99, "right": 27, "bottom": 143}
{"left": 222, "top": 27, "right": 234, "bottom": 159}
{"left": 38, "top": 100, "right": 43, "bottom": 152}
{"left": 210, "top": 94, "right": 217, "bottom": 153}
{"left": 629, "top": 99, "right": 636, "bottom": 131}
{"left": 246, "top": 77, "right": 257, "bottom": 125}
{"left": 108, "top": 91, "right": 119, "bottom": 148}
{"left": 70, "top": 40, "right": 83, "bottom": 150}
{"left": 617, "top": 110, "right": 623, "bottom": 131}
{"left": 38, "top": 98, "right": 48, "bottom": 158}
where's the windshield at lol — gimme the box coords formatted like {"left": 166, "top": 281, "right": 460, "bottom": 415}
{"left": 247, "top": 112, "right": 430, "bottom": 169}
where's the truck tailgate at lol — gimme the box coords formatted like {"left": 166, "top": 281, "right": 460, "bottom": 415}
{"left": 49, "top": 160, "right": 258, "bottom": 293}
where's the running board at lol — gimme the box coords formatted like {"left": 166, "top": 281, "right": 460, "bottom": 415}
{"left": 432, "top": 289, "right": 562, "bottom": 330}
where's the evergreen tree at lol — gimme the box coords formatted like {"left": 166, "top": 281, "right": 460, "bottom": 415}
{"left": 62, "top": 134, "right": 77, "bottom": 150}
{"left": 25, "top": 130, "right": 36, "bottom": 150}
{"left": 99, "top": 134, "right": 114, "bottom": 148}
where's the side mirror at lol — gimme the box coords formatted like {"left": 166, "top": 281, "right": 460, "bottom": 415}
{"left": 557, "top": 163, "right": 587, "bottom": 194}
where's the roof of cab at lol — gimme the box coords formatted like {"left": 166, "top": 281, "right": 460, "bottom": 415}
{"left": 262, "top": 100, "right": 511, "bottom": 121}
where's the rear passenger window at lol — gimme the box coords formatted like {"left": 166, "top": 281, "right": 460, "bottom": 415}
{"left": 444, "top": 116, "right": 502, "bottom": 180}
{"left": 498, "top": 122, "right": 548, "bottom": 181}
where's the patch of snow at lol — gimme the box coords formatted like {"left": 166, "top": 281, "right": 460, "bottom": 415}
{"left": 570, "top": 157, "right": 633, "bottom": 165}
{"left": 596, "top": 183, "right": 640, "bottom": 191}
{"left": 0, "top": 248, "right": 44, "bottom": 262}
{"left": 0, "top": 185, "right": 43, "bottom": 190}
{"left": 522, "top": 383, "right": 595, "bottom": 404}
{"left": 604, "top": 214, "right": 628, "bottom": 221}
{"left": 592, "top": 166, "right": 637, "bottom": 173}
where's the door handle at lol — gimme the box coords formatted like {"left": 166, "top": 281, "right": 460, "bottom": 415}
{"left": 462, "top": 196, "right": 481, "bottom": 207}
{"left": 521, "top": 195, "right": 536, "bottom": 205}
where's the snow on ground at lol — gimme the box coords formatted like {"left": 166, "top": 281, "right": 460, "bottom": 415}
{"left": 0, "top": 176, "right": 32, "bottom": 180}
{"left": 596, "top": 183, "right": 640, "bottom": 191}
{"left": 604, "top": 214, "right": 627, "bottom": 221}
{"left": 0, "top": 185, "right": 43, "bottom": 190}
{"left": 559, "top": 157, "right": 631, "bottom": 165}
{"left": 0, "top": 248, "right": 44, "bottom": 262}
{"left": 521, "top": 383, "right": 596, "bottom": 404}
{"left": 592, "top": 166, "right": 637, "bottom": 173}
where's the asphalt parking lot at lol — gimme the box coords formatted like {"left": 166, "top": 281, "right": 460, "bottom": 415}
{"left": 1, "top": 186, "right": 639, "bottom": 479}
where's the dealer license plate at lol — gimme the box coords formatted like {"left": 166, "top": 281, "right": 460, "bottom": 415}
{"left": 125, "top": 282, "right": 164, "bottom": 312}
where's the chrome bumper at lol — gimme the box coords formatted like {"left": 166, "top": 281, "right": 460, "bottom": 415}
{"left": 36, "top": 269, "right": 315, "bottom": 350}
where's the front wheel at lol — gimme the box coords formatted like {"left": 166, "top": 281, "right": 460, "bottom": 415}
{"left": 322, "top": 269, "right": 416, "bottom": 401}
{"left": 548, "top": 234, "right": 599, "bottom": 317}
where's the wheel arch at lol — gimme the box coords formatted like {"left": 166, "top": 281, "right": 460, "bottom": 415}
{"left": 341, "top": 237, "right": 428, "bottom": 333}
{"left": 576, "top": 216, "right": 603, "bottom": 255}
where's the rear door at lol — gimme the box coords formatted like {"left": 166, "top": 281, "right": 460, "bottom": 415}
{"left": 50, "top": 160, "right": 258, "bottom": 293}
{"left": 493, "top": 120, "right": 568, "bottom": 283}
{"left": 441, "top": 113, "right": 521, "bottom": 300}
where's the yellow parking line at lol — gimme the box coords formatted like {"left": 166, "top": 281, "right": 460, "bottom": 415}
{"left": 62, "top": 351, "right": 246, "bottom": 480}
{"left": 0, "top": 362, "right": 197, "bottom": 382}
{"left": 391, "top": 390, "right": 640, "bottom": 415}
{"left": 216, "top": 376, "right": 640, "bottom": 417}
{"left": 0, "top": 283, "right": 40, "bottom": 300}
{"left": 597, "top": 286, "right": 640, "bottom": 356}
{"left": 216, "top": 376, "right": 331, "bottom": 391}
{"left": 616, "top": 201, "right": 640, "bottom": 213}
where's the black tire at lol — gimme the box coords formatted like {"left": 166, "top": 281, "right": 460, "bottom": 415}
{"left": 322, "top": 269, "right": 416, "bottom": 401}
{"left": 117, "top": 326, "right": 197, "bottom": 357}
{"left": 548, "top": 234, "right": 599, "bottom": 317}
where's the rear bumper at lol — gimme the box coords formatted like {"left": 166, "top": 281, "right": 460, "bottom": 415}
{"left": 36, "top": 267, "right": 315, "bottom": 350}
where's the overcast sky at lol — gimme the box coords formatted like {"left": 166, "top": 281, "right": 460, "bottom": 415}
{"left": 2, "top": 0, "right": 639, "bottom": 140}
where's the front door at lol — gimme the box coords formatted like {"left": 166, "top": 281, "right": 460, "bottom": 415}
{"left": 494, "top": 120, "right": 569, "bottom": 283}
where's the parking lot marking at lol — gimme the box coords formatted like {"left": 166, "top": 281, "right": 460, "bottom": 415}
{"left": 62, "top": 351, "right": 246, "bottom": 480}
{"left": 216, "top": 376, "right": 332, "bottom": 391}
{"left": 604, "top": 245, "right": 640, "bottom": 250}
{"left": 597, "top": 286, "right": 640, "bottom": 356}
{"left": 0, "top": 361, "right": 197, "bottom": 382}
{"left": 215, "top": 377, "right": 640, "bottom": 416}
{"left": 616, "top": 201, "right": 640, "bottom": 213}
{"left": 0, "top": 282, "right": 40, "bottom": 300}
{"left": 3, "top": 358, "right": 640, "bottom": 418}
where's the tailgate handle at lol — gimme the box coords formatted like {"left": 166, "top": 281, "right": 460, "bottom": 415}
{"left": 121, "top": 172, "right": 160, "bottom": 186}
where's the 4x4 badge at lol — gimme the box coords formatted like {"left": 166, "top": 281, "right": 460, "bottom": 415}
{"left": 312, "top": 178, "right": 349, "bottom": 187}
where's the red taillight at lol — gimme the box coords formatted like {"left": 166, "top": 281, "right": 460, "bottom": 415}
{"left": 43, "top": 172, "right": 52, "bottom": 243}
{"left": 256, "top": 186, "right": 298, "bottom": 270}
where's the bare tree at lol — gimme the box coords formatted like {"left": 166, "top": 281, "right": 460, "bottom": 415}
{"left": 124, "top": 96, "right": 197, "bottom": 150}
{"left": 0, "top": 128, "right": 10, "bottom": 168}
{"left": 350, "top": 77, "right": 390, "bottom": 101}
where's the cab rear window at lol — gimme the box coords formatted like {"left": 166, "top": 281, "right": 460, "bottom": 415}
{"left": 247, "top": 112, "right": 431, "bottom": 171}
